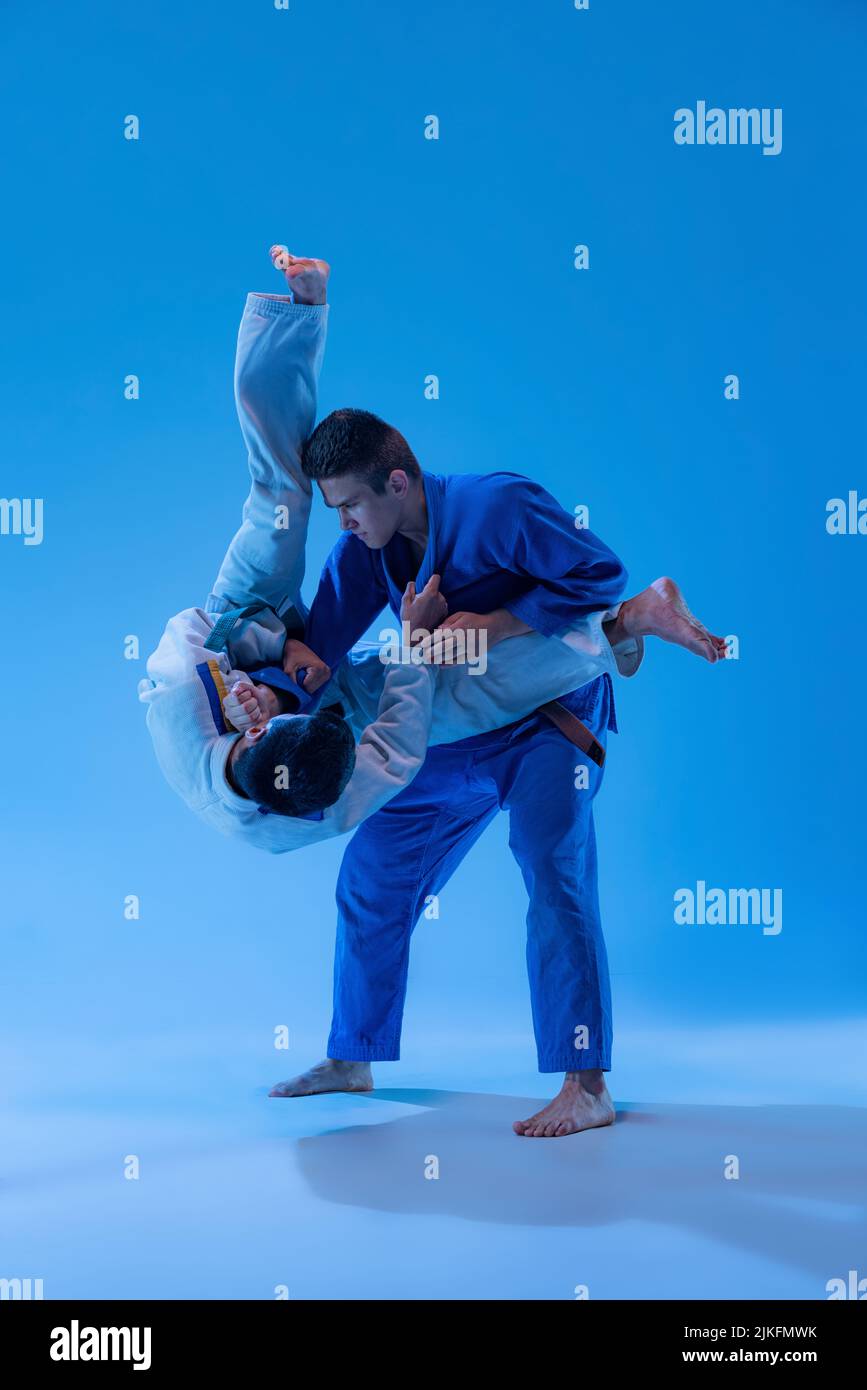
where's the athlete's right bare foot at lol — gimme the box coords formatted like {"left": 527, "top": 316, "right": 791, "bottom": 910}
{"left": 269, "top": 245, "right": 330, "bottom": 304}
{"left": 268, "top": 1058, "right": 373, "bottom": 1098}
{"left": 610, "top": 576, "right": 726, "bottom": 663}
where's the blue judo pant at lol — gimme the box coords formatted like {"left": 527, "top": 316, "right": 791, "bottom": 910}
{"left": 327, "top": 676, "right": 614, "bottom": 1073}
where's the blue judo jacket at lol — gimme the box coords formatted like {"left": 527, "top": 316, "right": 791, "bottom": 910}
{"left": 304, "top": 470, "right": 629, "bottom": 732}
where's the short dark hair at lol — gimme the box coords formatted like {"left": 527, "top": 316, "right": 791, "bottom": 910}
{"left": 233, "top": 711, "right": 356, "bottom": 817}
{"left": 301, "top": 408, "right": 421, "bottom": 494}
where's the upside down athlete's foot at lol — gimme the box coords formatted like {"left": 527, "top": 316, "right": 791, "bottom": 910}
{"left": 269, "top": 245, "right": 330, "bottom": 304}
{"left": 268, "top": 1058, "right": 373, "bottom": 1098}
{"left": 614, "top": 575, "right": 727, "bottom": 664}
{"left": 513, "top": 1071, "right": 616, "bottom": 1138}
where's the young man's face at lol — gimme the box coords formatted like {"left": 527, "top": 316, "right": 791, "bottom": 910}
{"left": 318, "top": 471, "right": 409, "bottom": 549}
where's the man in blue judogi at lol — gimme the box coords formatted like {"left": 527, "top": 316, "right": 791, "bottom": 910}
{"left": 276, "top": 361, "right": 722, "bottom": 1137}
{"left": 144, "top": 243, "right": 723, "bottom": 1136}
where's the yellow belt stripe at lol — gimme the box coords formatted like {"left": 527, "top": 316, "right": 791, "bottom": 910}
{"left": 207, "top": 659, "right": 230, "bottom": 719}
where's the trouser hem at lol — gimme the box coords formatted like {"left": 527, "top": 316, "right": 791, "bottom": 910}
{"left": 326, "top": 1038, "right": 400, "bottom": 1062}
{"left": 537, "top": 1053, "right": 611, "bottom": 1073}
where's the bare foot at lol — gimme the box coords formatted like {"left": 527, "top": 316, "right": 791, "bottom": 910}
{"left": 269, "top": 1058, "right": 373, "bottom": 1098}
{"left": 613, "top": 576, "right": 726, "bottom": 663}
{"left": 513, "top": 1072, "right": 615, "bottom": 1138}
{"left": 269, "top": 246, "right": 330, "bottom": 305}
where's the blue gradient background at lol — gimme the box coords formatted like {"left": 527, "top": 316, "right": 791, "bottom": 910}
{"left": 1, "top": 0, "right": 865, "bottom": 1300}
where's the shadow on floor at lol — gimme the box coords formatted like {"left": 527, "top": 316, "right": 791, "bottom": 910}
{"left": 296, "top": 1090, "right": 867, "bottom": 1280}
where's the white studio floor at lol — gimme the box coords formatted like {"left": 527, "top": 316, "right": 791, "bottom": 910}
{"left": 2, "top": 1021, "right": 865, "bottom": 1301}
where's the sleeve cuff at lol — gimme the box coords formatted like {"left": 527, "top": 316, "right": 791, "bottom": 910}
{"left": 502, "top": 593, "right": 565, "bottom": 639}
{"left": 244, "top": 293, "right": 329, "bottom": 320}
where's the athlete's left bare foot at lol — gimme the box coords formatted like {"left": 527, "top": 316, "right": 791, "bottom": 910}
{"left": 513, "top": 1071, "right": 615, "bottom": 1138}
{"left": 609, "top": 576, "right": 726, "bottom": 663}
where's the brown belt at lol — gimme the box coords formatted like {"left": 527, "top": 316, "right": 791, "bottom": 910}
{"left": 537, "top": 700, "right": 605, "bottom": 768}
